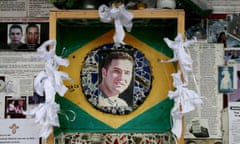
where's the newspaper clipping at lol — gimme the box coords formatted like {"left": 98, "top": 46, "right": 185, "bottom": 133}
{"left": 206, "top": 0, "right": 240, "bottom": 13}
{"left": 0, "top": 52, "right": 45, "bottom": 117}
{"left": 0, "top": 0, "right": 56, "bottom": 17}
{"left": 184, "top": 42, "right": 224, "bottom": 139}
{"left": 0, "top": 52, "right": 45, "bottom": 143}
{"left": 228, "top": 102, "right": 240, "bottom": 144}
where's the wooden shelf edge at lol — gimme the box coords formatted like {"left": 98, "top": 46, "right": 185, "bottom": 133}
{"left": 50, "top": 9, "right": 185, "bottom": 19}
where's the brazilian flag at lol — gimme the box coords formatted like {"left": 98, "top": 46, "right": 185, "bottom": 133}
{"left": 54, "top": 18, "right": 178, "bottom": 135}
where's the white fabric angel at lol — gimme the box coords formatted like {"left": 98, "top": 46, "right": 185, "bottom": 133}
{"left": 24, "top": 40, "right": 71, "bottom": 138}
{"left": 98, "top": 2, "right": 133, "bottom": 46}
{"left": 168, "top": 71, "right": 203, "bottom": 138}
{"left": 162, "top": 33, "right": 196, "bottom": 86}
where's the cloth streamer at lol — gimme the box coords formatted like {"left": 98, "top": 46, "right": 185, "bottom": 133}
{"left": 24, "top": 40, "right": 71, "bottom": 138}
{"left": 162, "top": 33, "right": 196, "bottom": 86}
{"left": 162, "top": 34, "right": 203, "bottom": 139}
{"left": 169, "top": 71, "right": 203, "bottom": 139}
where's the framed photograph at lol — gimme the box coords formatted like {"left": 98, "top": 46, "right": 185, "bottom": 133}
{"left": 208, "top": 19, "right": 228, "bottom": 48}
{"left": 227, "top": 14, "right": 240, "bottom": 48}
{"left": 4, "top": 96, "right": 27, "bottom": 118}
{"left": 81, "top": 44, "right": 151, "bottom": 114}
{"left": 0, "top": 22, "right": 48, "bottom": 51}
{"left": 218, "top": 66, "right": 234, "bottom": 93}
{"left": 208, "top": 14, "right": 240, "bottom": 48}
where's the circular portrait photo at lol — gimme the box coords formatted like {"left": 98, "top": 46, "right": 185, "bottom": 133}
{"left": 81, "top": 43, "right": 152, "bottom": 115}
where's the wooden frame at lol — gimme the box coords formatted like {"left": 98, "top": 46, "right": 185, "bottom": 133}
{"left": 47, "top": 9, "right": 185, "bottom": 144}
{"left": 49, "top": 9, "right": 185, "bottom": 40}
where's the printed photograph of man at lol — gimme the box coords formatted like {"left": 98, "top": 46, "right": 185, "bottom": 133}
{"left": 25, "top": 24, "right": 41, "bottom": 50}
{"left": 7, "top": 24, "right": 28, "bottom": 51}
{"left": 1, "top": 23, "right": 48, "bottom": 51}
{"left": 98, "top": 51, "right": 134, "bottom": 107}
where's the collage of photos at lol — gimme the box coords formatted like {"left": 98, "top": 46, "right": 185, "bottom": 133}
{"left": 0, "top": 76, "right": 46, "bottom": 119}
{"left": 185, "top": 14, "right": 240, "bottom": 49}
{"left": 224, "top": 49, "right": 240, "bottom": 103}
{"left": 224, "top": 51, "right": 240, "bottom": 102}
{"left": 0, "top": 9, "right": 240, "bottom": 144}
{"left": 0, "top": 22, "right": 49, "bottom": 51}
{"left": 186, "top": 14, "right": 240, "bottom": 97}
{"left": 208, "top": 14, "right": 240, "bottom": 48}
{"left": 0, "top": 72, "right": 45, "bottom": 143}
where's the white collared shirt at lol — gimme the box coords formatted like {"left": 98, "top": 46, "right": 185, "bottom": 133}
{"left": 98, "top": 92, "right": 128, "bottom": 107}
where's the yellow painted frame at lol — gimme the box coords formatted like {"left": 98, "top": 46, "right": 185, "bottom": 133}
{"left": 47, "top": 9, "right": 185, "bottom": 144}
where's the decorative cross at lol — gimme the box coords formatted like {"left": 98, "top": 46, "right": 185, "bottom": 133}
{"left": 9, "top": 123, "right": 19, "bottom": 134}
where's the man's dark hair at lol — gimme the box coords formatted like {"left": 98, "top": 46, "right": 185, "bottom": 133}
{"left": 102, "top": 51, "right": 134, "bottom": 69}
{"left": 9, "top": 24, "right": 23, "bottom": 32}
{"left": 26, "top": 24, "right": 39, "bottom": 33}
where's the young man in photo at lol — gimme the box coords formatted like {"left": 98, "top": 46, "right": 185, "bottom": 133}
{"left": 25, "top": 24, "right": 41, "bottom": 50}
{"left": 98, "top": 51, "right": 134, "bottom": 107}
{"left": 7, "top": 24, "right": 28, "bottom": 51}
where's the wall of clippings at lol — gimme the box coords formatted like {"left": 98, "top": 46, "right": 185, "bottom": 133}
{"left": 184, "top": 15, "right": 240, "bottom": 144}
{"left": 0, "top": 0, "right": 240, "bottom": 144}
{"left": 0, "top": 1, "right": 54, "bottom": 143}
{"left": 0, "top": 52, "right": 45, "bottom": 144}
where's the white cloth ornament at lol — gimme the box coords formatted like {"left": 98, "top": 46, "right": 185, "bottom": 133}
{"left": 171, "top": 108, "right": 183, "bottom": 139}
{"left": 34, "top": 40, "right": 71, "bottom": 99}
{"left": 23, "top": 103, "right": 60, "bottom": 138}
{"left": 98, "top": 4, "right": 133, "bottom": 46}
{"left": 161, "top": 33, "right": 200, "bottom": 139}
{"left": 34, "top": 71, "right": 47, "bottom": 96}
{"left": 24, "top": 40, "right": 71, "bottom": 139}
{"left": 168, "top": 71, "right": 203, "bottom": 138}
{"left": 162, "top": 33, "right": 196, "bottom": 86}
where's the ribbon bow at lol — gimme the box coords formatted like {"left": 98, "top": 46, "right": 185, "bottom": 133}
{"left": 98, "top": 3, "right": 133, "bottom": 46}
